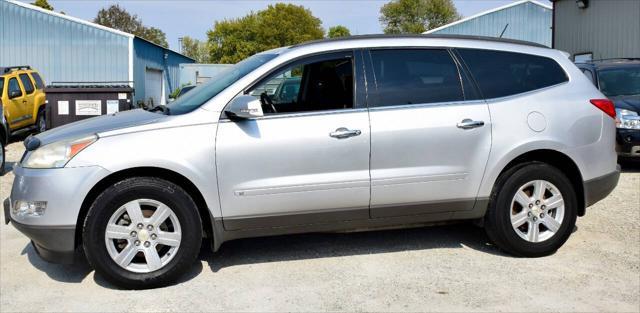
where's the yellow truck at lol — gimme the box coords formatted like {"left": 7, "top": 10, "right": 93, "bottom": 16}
{"left": 0, "top": 66, "right": 47, "bottom": 135}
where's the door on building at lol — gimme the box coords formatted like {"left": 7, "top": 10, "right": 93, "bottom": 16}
{"left": 145, "top": 68, "right": 164, "bottom": 107}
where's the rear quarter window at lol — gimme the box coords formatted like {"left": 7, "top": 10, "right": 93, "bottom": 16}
{"left": 30, "top": 72, "right": 45, "bottom": 90}
{"left": 457, "top": 49, "right": 568, "bottom": 99}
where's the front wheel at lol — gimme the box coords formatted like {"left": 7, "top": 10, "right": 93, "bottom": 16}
{"left": 83, "top": 177, "right": 202, "bottom": 289}
{"left": 484, "top": 163, "right": 577, "bottom": 257}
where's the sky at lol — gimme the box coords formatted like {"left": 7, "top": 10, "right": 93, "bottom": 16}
{"left": 31, "top": 0, "right": 552, "bottom": 51}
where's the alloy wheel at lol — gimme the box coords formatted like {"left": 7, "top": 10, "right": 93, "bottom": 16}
{"left": 104, "top": 199, "right": 182, "bottom": 273}
{"left": 510, "top": 180, "right": 565, "bottom": 243}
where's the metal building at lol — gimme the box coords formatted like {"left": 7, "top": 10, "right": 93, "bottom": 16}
{"left": 0, "top": 0, "right": 194, "bottom": 106}
{"left": 424, "top": 0, "right": 552, "bottom": 47}
{"left": 551, "top": 0, "right": 640, "bottom": 61}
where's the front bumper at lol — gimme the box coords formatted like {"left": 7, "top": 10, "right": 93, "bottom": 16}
{"left": 6, "top": 164, "right": 110, "bottom": 263}
{"left": 616, "top": 129, "right": 640, "bottom": 157}
{"left": 584, "top": 165, "right": 621, "bottom": 208}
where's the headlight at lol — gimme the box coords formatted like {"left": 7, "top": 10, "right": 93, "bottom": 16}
{"left": 615, "top": 109, "right": 640, "bottom": 129}
{"left": 22, "top": 135, "right": 98, "bottom": 168}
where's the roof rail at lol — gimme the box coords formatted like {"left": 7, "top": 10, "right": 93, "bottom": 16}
{"left": 290, "top": 34, "right": 549, "bottom": 49}
{"left": 1, "top": 66, "right": 32, "bottom": 73}
{"left": 583, "top": 58, "right": 640, "bottom": 63}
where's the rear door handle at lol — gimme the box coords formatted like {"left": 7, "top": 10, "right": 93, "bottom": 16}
{"left": 456, "top": 119, "right": 485, "bottom": 129}
{"left": 330, "top": 127, "right": 361, "bottom": 139}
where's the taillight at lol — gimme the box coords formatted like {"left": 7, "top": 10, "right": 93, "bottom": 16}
{"left": 590, "top": 99, "right": 616, "bottom": 119}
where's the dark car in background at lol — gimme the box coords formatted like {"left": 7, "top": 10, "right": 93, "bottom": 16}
{"left": 577, "top": 59, "right": 640, "bottom": 158}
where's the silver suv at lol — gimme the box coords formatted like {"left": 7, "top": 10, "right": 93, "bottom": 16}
{"left": 4, "top": 35, "right": 620, "bottom": 289}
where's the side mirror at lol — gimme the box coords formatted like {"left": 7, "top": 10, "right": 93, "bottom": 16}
{"left": 225, "top": 95, "right": 264, "bottom": 120}
{"left": 8, "top": 90, "right": 22, "bottom": 99}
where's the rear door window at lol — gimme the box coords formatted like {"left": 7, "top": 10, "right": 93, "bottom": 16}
{"left": 30, "top": 72, "right": 45, "bottom": 90}
{"left": 457, "top": 49, "right": 568, "bottom": 99}
{"left": 18, "top": 73, "right": 35, "bottom": 94}
{"left": 368, "top": 49, "right": 464, "bottom": 107}
{"left": 0, "top": 77, "right": 4, "bottom": 97}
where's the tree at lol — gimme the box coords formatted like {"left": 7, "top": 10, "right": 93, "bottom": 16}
{"left": 328, "top": 25, "right": 351, "bottom": 38}
{"left": 180, "top": 36, "right": 210, "bottom": 63}
{"left": 94, "top": 5, "right": 168, "bottom": 48}
{"left": 380, "top": 0, "right": 460, "bottom": 34}
{"left": 31, "top": 0, "right": 53, "bottom": 10}
{"left": 207, "top": 3, "right": 324, "bottom": 64}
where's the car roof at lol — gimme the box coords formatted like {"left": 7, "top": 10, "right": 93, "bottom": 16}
{"left": 291, "top": 34, "right": 549, "bottom": 49}
{"left": 0, "top": 66, "right": 35, "bottom": 77}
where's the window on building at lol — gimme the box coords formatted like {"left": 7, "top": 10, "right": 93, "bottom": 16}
{"left": 458, "top": 49, "right": 568, "bottom": 99}
{"left": 368, "top": 49, "right": 464, "bottom": 107}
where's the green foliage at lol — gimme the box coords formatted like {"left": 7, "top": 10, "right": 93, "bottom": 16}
{"left": 180, "top": 36, "right": 211, "bottom": 63}
{"left": 207, "top": 3, "right": 324, "bottom": 64}
{"left": 327, "top": 25, "right": 351, "bottom": 38}
{"left": 94, "top": 5, "right": 169, "bottom": 48}
{"left": 380, "top": 0, "right": 460, "bottom": 34}
{"left": 31, "top": 0, "right": 53, "bottom": 10}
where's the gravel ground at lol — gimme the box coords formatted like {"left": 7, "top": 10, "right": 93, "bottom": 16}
{"left": 1, "top": 140, "right": 639, "bottom": 312}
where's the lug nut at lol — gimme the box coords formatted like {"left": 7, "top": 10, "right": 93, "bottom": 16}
{"left": 130, "top": 231, "right": 137, "bottom": 237}
{"left": 533, "top": 217, "right": 538, "bottom": 221}
{"left": 527, "top": 212, "right": 532, "bottom": 217}
{"left": 134, "top": 240, "right": 141, "bottom": 246}
{"left": 541, "top": 205, "right": 546, "bottom": 210}
{"left": 528, "top": 203, "right": 534, "bottom": 208}
{"left": 137, "top": 223, "right": 144, "bottom": 229}
{"left": 151, "top": 234, "right": 157, "bottom": 240}
{"left": 535, "top": 200, "right": 541, "bottom": 205}
{"left": 147, "top": 225, "right": 153, "bottom": 231}
{"left": 540, "top": 213, "right": 545, "bottom": 218}
{"left": 144, "top": 241, "right": 151, "bottom": 247}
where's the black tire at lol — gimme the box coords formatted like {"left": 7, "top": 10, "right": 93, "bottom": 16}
{"left": 484, "top": 162, "right": 577, "bottom": 257}
{"left": 0, "top": 139, "right": 5, "bottom": 176}
{"left": 36, "top": 108, "right": 46, "bottom": 133}
{"left": 83, "top": 177, "right": 202, "bottom": 289}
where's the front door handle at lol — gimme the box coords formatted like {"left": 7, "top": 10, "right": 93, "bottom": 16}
{"left": 456, "top": 119, "right": 485, "bottom": 129}
{"left": 330, "top": 127, "right": 361, "bottom": 139}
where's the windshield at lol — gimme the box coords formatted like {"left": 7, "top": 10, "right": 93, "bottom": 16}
{"left": 598, "top": 66, "right": 640, "bottom": 97}
{"left": 167, "top": 53, "right": 279, "bottom": 114}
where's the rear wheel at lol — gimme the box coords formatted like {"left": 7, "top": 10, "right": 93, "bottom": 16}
{"left": 83, "top": 177, "right": 202, "bottom": 289}
{"left": 36, "top": 108, "right": 46, "bottom": 133}
{"left": 484, "top": 163, "right": 577, "bottom": 257}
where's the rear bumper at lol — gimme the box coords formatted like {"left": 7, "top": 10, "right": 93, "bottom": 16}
{"left": 616, "top": 129, "right": 640, "bottom": 157}
{"left": 584, "top": 165, "right": 621, "bottom": 208}
{"left": 4, "top": 198, "right": 76, "bottom": 264}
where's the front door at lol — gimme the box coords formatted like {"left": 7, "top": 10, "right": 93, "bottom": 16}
{"left": 216, "top": 51, "right": 371, "bottom": 230}
{"left": 365, "top": 48, "right": 492, "bottom": 218}
{"left": 5, "top": 76, "right": 28, "bottom": 129}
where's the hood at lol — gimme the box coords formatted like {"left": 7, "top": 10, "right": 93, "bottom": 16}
{"left": 611, "top": 96, "right": 640, "bottom": 113}
{"left": 35, "top": 109, "right": 164, "bottom": 146}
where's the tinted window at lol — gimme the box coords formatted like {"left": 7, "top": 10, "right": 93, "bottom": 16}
{"left": 581, "top": 69, "right": 595, "bottom": 83}
{"left": 458, "top": 49, "right": 568, "bottom": 99}
{"left": 0, "top": 78, "right": 4, "bottom": 97}
{"left": 8, "top": 78, "right": 22, "bottom": 97}
{"left": 248, "top": 55, "right": 353, "bottom": 114}
{"left": 19, "top": 74, "right": 34, "bottom": 94}
{"left": 368, "top": 49, "right": 463, "bottom": 107}
{"left": 598, "top": 67, "right": 640, "bottom": 97}
{"left": 31, "top": 72, "right": 44, "bottom": 89}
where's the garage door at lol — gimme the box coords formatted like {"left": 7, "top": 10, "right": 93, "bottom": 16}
{"left": 145, "top": 68, "right": 163, "bottom": 107}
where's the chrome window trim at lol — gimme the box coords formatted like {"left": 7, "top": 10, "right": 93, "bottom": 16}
{"left": 368, "top": 99, "right": 487, "bottom": 112}
{"left": 218, "top": 107, "right": 369, "bottom": 123}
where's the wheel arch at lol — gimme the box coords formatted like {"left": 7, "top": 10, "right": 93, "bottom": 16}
{"left": 75, "top": 166, "right": 215, "bottom": 249}
{"left": 490, "top": 149, "right": 585, "bottom": 216}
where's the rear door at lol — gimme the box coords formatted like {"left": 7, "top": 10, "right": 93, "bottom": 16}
{"left": 216, "top": 51, "right": 371, "bottom": 230}
{"left": 365, "top": 48, "right": 492, "bottom": 218}
{"left": 18, "top": 73, "right": 37, "bottom": 124}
